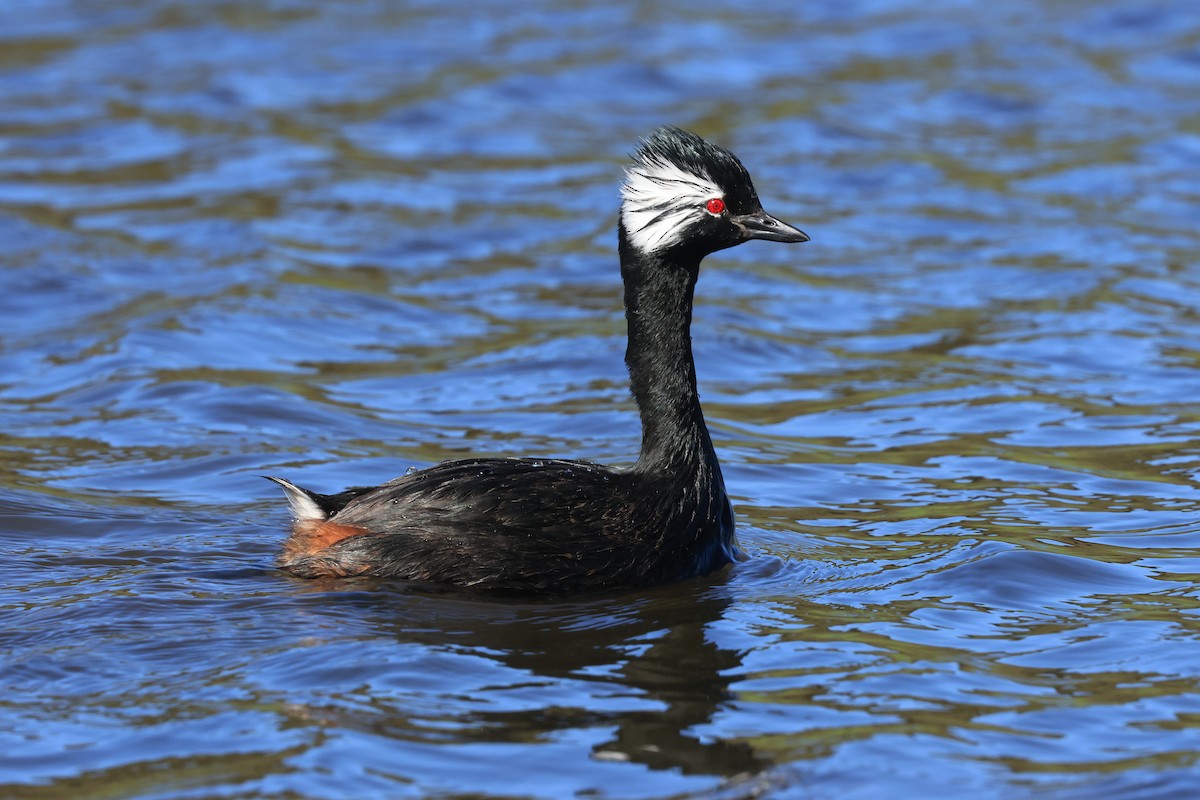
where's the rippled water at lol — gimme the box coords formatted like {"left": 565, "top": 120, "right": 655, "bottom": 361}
{"left": 3, "top": 1, "right": 1200, "bottom": 797}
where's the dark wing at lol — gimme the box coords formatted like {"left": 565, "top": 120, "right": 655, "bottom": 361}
{"left": 312, "top": 485, "right": 378, "bottom": 516}
{"left": 324, "top": 457, "right": 644, "bottom": 590}
{"left": 335, "top": 457, "right": 629, "bottom": 530}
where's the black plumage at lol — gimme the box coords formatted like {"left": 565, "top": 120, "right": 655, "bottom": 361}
{"left": 268, "top": 126, "right": 809, "bottom": 594}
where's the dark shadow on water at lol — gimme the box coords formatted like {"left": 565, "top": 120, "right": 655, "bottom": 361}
{"left": 286, "top": 570, "right": 768, "bottom": 781}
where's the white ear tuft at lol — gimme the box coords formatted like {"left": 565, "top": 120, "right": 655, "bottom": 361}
{"left": 620, "top": 157, "right": 723, "bottom": 254}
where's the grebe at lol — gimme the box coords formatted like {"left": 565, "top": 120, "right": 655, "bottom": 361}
{"left": 268, "top": 126, "right": 809, "bottom": 593}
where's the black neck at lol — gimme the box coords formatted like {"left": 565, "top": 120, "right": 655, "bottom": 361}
{"left": 618, "top": 224, "right": 718, "bottom": 473}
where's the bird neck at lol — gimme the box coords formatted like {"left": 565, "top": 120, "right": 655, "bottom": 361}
{"left": 618, "top": 224, "right": 718, "bottom": 474}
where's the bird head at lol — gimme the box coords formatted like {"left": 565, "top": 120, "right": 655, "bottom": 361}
{"left": 620, "top": 126, "right": 809, "bottom": 257}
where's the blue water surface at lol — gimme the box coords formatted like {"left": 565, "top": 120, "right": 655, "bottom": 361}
{"left": 2, "top": 1, "right": 1200, "bottom": 797}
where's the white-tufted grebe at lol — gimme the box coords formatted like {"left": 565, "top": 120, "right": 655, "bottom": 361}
{"left": 268, "top": 126, "right": 809, "bottom": 593}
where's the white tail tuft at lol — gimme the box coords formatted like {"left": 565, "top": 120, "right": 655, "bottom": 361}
{"left": 264, "top": 476, "right": 326, "bottom": 522}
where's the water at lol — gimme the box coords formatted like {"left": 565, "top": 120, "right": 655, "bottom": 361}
{"left": 3, "top": 1, "right": 1200, "bottom": 797}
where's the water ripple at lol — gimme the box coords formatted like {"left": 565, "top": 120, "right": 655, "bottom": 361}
{"left": 2, "top": 0, "right": 1200, "bottom": 798}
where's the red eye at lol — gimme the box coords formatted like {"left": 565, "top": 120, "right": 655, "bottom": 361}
{"left": 705, "top": 197, "right": 726, "bottom": 215}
